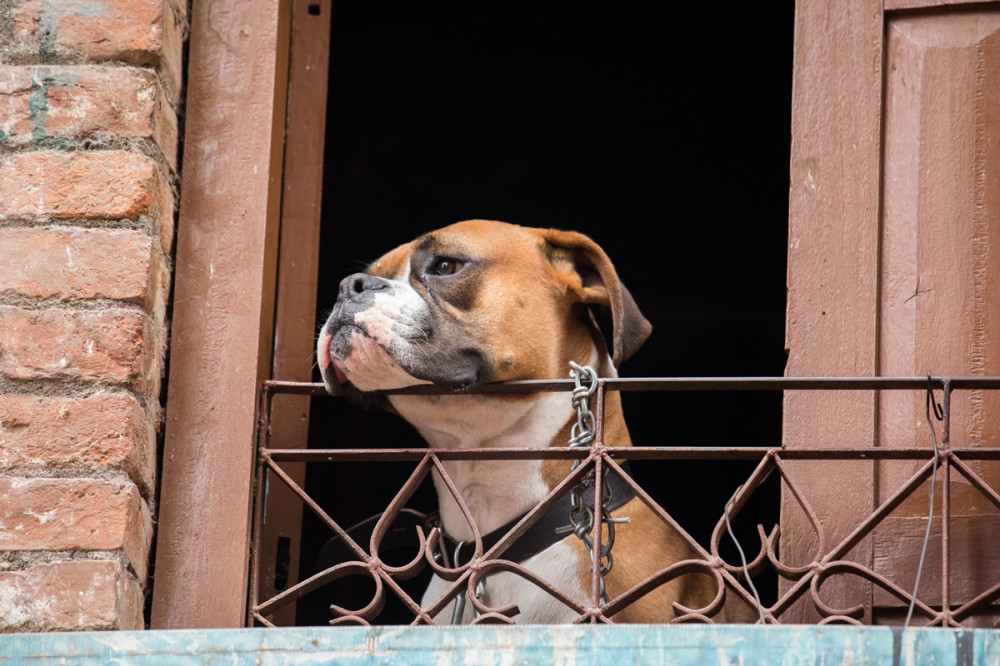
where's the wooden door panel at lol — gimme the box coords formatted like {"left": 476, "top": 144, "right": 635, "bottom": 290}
{"left": 874, "top": 9, "right": 1000, "bottom": 624}
{"left": 785, "top": 1, "right": 1000, "bottom": 624}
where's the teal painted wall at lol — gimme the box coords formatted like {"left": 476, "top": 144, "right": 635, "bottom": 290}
{"left": 0, "top": 625, "right": 997, "bottom": 665}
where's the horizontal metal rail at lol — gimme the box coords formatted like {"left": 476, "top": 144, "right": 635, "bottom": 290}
{"left": 262, "top": 376, "right": 1000, "bottom": 396}
{"left": 262, "top": 447, "right": 1000, "bottom": 462}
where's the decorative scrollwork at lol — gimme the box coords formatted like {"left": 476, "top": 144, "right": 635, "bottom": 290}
{"left": 250, "top": 379, "right": 1000, "bottom": 628}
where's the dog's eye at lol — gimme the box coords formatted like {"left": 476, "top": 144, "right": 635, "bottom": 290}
{"left": 429, "top": 258, "right": 464, "bottom": 276}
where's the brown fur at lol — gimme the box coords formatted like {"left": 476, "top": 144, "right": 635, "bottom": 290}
{"left": 321, "top": 220, "right": 754, "bottom": 622}
{"left": 541, "top": 376, "right": 755, "bottom": 622}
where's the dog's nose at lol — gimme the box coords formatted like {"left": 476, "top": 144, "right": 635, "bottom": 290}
{"left": 338, "top": 273, "right": 388, "bottom": 302}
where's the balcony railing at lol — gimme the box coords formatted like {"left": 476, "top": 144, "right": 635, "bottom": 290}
{"left": 250, "top": 376, "right": 1000, "bottom": 627}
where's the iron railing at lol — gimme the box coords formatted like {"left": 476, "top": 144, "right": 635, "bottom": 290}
{"left": 249, "top": 377, "right": 1000, "bottom": 627}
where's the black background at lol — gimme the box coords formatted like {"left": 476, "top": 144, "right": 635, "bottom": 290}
{"left": 299, "top": 2, "right": 794, "bottom": 624}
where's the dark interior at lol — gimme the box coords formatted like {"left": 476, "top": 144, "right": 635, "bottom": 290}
{"left": 298, "top": 3, "right": 794, "bottom": 624}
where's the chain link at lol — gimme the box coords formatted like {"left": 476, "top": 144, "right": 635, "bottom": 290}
{"left": 446, "top": 361, "right": 624, "bottom": 620}
{"left": 561, "top": 361, "right": 628, "bottom": 605}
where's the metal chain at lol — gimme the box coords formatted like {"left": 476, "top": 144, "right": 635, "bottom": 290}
{"left": 560, "top": 361, "right": 628, "bottom": 605}
{"left": 446, "top": 361, "right": 623, "bottom": 619}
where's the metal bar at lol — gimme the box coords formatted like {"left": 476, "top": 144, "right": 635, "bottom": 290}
{"left": 262, "top": 454, "right": 369, "bottom": 563}
{"left": 261, "top": 446, "right": 1000, "bottom": 463}
{"left": 952, "top": 580, "right": 1000, "bottom": 622}
{"left": 949, "top": 453, "right": 1000, "bottom": 511}
{"left": 590, "top": 453, "right": 605, "bottom": 618}
{"left": 941, "top": 379, "right": 953, "bottom": 625}
{"left": 265, "top": 376, "right": 1000, "bottom": 397}
{"left": 941, "top": 380, "right": 952, "bottom": 624}
{"left": 589, "top": 381, "right": 607, "bottom": 619}
{"left": 247, "top": 384, "right": 272, "bottom": 625}
{"left": 942, "top": 452, "right": 951, "bottom": 624}
{"left": 766, "top": 456, "right": 937, "bottom": 619}
{"left": 823, "top": 457, "right": 936, "bottom": 564}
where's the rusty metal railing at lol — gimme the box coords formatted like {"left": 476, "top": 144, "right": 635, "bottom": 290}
{"left": 249, "top": 376, "right": 1000, "bottom": 627}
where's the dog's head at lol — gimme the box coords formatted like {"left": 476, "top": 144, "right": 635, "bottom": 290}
{"left": 317, "top": 220, "right": 651, "bottom": 395}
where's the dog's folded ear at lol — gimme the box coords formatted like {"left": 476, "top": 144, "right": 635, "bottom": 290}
{"left": 539, "top": 228, "right": 653, "bottom": 366}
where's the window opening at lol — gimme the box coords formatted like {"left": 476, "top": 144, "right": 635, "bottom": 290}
{"left": 272, "top": 2, "right": 793, "bottom": 627}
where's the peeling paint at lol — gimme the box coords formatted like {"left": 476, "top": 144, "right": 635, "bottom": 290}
{"left": 28, "top": 66, "right": 81, "bottom": 141}
{"left": 0, "top": 625, "right": 995, "bottom": 664}
{"left": 37, "top": 1, "right": 111, "bottom": 57}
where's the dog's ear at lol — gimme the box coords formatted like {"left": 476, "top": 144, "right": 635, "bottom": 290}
{"left": 540, "top": 228, "right": 652, "bottom": 366}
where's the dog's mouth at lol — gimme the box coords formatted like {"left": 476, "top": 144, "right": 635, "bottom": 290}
{"left": 318, "top": 313, "right": 487, "bottom": 395}
{"left": 319, "top": 323, "right": 430, "bottom": 395}
{"left": 321, "top": 361, "right": 350, "bottom": 395}
{"left": 317, "top": 325, "right": 354, "bottom": 395}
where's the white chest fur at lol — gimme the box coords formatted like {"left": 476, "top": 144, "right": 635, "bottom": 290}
{"left": 420, "top": 539, "right": 587, "bottom": 624}
{"left": 392, "top": 390, "right": 594, "bottom": 624}
{"left": 390, "top": 391, "right": 571, "bottom": 540}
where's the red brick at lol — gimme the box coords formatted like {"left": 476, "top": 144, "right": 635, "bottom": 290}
{"left": 0, "top": 65, "right": 178, "bottom": 169}
{"left": 0, "top": 478, "right": 152, "bottom": 578}
{"left": 0, "top": 560, "right": 142, "bottom": 631}
{"left": 0, "top": 227, "right": 159, "bottom": 305}
{"left": 0, "top": 393, "right": 156, "bottom": 494}
{"left": 161, "top": 0, "right": 186, "bottom": 104}
{"left": 11, "top": 0, "right": 163, "bottom": 61}
{"left": 0, "top": 150, "right": 171, "bottom": 222}
{"left": 0, "top": 306, "right": 156, "bottom": 393}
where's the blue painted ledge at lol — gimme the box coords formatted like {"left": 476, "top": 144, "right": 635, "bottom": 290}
{"left": 0, "top": 625, "right": 998, "bottom": 665}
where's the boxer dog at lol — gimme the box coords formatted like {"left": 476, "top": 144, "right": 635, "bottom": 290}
{"left": 317, "top": 220, "right": 753, "bottom": 623}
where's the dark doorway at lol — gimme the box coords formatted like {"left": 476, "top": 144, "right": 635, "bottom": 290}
{"left": 300, "top": 3, "right": 794, "bottom": 625}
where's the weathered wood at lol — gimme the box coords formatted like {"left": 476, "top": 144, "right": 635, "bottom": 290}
{"left": 788, "top": 1, "right": 1000, "bottom": 624}
{"left": 783, "top": 0, "right": 885, "bottom": 623}
{"left": 886, "top": 0, "right": 997, "bottom": 10}
{"left": 256, "top": 0, "right": 332, "bottom": 626}
{"left": 879, "top": 9, "right": 1000, "bottom": 487}
{"left": 151, "top": 0, "right": 292, "bottom": 629}
{"left": 876, "top": 9, "right": 1000, "bottom": 617}
{"left": 873, "top": 514, "right": 1000, "bottom": 608}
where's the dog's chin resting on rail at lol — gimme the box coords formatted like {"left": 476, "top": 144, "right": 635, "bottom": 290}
{"left": 316, "top": 219, "right": 755, "bottom": 624}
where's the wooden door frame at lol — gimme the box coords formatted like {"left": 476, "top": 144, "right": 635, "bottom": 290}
{"left": 152, "top": 0, "right": 331, "bottom": 629}
{"left": 782, "top": 0, "right": 884, "bottom": 623}
{"left": 256, "top": 0, "right": 332, "bottom": 626}
{"left": 150, "top": 0, "right": 294, "bottom": 628}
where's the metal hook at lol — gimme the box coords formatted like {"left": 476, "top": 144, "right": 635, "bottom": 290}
{"left": 906, "top": 371, "right": 943, "bottom": 629}
{"left": 925, "top": 371, "right": 944, "bottom": 422}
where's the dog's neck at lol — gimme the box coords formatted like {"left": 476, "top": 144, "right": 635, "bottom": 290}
{"left": 388, "top": 350, "right": 628, "bottom": 542}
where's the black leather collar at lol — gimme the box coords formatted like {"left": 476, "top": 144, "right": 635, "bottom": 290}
{"left": 439, "top": 462, "right": 636, "bottom": 568}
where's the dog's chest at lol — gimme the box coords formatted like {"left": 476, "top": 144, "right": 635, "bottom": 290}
{"left": 391, "top": 392, "right": 572, "bottom": 539}
{"left": 421, "top": 539, "right": 588, "bottom": 624}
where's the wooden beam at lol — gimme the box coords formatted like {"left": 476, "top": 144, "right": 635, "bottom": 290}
{"left": 255, "top": 0, "right": 332, "bottom": 626}
{"left": 782, "top": 0, "right": 885, "bottom": 623}
{"left": 151, "top": 0, "right": 292, "bottom": 629}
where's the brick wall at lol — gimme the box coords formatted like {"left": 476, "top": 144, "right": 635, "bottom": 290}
{"left": 0, "top": 0, "right": 185, "bottom": 631}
